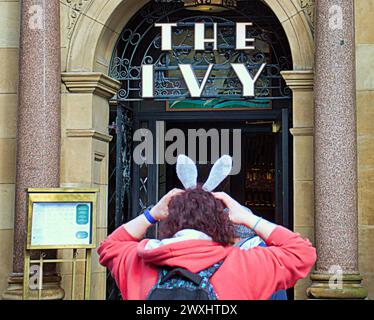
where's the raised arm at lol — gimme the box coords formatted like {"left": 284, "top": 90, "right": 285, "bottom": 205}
{"left": 213, "top": 192, "right": 277, "bottom": 240}
{"left": 124, "top": 188, "right": 184, "bottom": 238}
{"left": 213, "top": 192, "right": 317, "bottom": 299}
{"left": 98, "top": 189, "right": 184, "bottom": 287}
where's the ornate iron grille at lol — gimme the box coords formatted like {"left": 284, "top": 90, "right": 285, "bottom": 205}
{"left": 107, "top": 102, "right": 133, "bottom": 300}
{"left": 109, "top": 1, "right": 291, "bottom": 102}
{"left": 138, "top": 122, "right": 151, "bottom": 212}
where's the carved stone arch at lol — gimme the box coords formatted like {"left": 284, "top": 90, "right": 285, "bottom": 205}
{"left": 65, "top": 0, "right": 315, "bottom": 72}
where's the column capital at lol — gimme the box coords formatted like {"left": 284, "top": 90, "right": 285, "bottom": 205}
{"left": 62, "top": 72, "right": 121, "bottom": 99}
{"left": 66, "top": 129, "right": 113, "bottom": 143}
{"left": 281, "top": 70, "right": 314, "bottom": 91}
{"left": 290, "top": 127, "right": 314, "bottom": 137}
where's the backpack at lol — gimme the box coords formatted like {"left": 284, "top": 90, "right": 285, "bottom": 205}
{"left": 146, "top": 261, "right": 224, "bottom": 300}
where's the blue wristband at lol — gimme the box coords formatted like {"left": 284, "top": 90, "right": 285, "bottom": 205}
{"left": 143, "top": 208, "right": 158, "bottom": 224}
{"left": 252, "top": 217, "right": 263, "bottom": 232}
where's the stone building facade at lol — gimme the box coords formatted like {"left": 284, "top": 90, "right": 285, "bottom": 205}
{"left": 0, "top": 0, "right": 373, "bottom": 300}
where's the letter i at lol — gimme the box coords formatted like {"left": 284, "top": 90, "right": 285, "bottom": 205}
{"left": 142, "top": 64, "right": 154, "bottom": 98}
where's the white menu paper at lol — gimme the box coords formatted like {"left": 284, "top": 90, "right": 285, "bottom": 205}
{"left": 31, "top": 202, "right": 92, "bottom": 247}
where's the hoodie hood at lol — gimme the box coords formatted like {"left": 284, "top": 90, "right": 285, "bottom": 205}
{"left": 144, "top": 229, "right": 213, "bottom": 250}
{"left": 137, "top": 234, "right": 233, "bottom": 273}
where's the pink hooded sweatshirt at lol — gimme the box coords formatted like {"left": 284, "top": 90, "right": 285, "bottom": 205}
{"left": 98, "top": 225, "right": 316, "bottom": 300}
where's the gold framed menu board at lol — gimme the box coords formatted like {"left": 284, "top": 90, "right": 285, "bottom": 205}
{"left": 26, "top": 188, "right": 98, "bottom": 250}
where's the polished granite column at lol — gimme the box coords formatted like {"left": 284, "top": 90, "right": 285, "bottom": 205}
{"left": 2, "top": 0, "right": 64, "bottom": 299}
{"left": 307, "top": 0, "right": 367, "bottom": 299}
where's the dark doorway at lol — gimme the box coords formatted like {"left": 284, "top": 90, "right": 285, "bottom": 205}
{"left": 164, "top": 120, "right": 280, "bottom": 224}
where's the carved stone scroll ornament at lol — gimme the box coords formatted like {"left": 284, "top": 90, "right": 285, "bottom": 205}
{"left": 66, "top": 0, "right": 92, "bottom": 39}
{"left": 300, "top": 0, "right": 315, "bottom": 34}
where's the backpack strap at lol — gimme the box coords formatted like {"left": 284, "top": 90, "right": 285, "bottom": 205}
{"left": 197, "top": 260, "right": 224, "bottom": 279}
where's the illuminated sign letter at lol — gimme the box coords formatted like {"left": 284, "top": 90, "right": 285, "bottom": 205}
{"left": 142, "top": 64, "right": 154, "bottom": 98}
{"left": 231, "top": 63, "right": 266, "bottom": 97}
{"left": 236, "top": 23, "right": 255, "bottom": 50}
{"left": 154, "top": 23, "right": 177, "bottom": 51}
{"left": 179, "top": 64, "right": 214, "bottom": 98}
{"left": 194, "top": 23, "right": 218, "bottom": 51}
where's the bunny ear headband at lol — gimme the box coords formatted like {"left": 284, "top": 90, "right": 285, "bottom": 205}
{"left": 176, "top": 154, "right": 233, "bottom": 192}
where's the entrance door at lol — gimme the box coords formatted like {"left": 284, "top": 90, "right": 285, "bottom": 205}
{"left": 108, "top": 109, "right": 290, "bottom": 235}
{"left": 160, "top": 114, "right": 289, "bottom": 226}
{"left": 128, "top": 108, "right": 290, "bottom": 230}
{"left": 109, "top": 108, "right": 290, "bottom": 227}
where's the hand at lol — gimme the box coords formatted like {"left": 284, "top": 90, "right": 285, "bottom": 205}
{"left": 150, "top": 188, "right": 184, "bottom": 221}
{"left": 213, "top": 192, "right": 254, "bottom": 225}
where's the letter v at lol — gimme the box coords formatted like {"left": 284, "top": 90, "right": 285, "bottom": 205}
{"left": 179, "top": 64, "right": 214, "bottom": 98}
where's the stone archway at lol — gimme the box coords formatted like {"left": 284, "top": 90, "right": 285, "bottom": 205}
{"left": 61, "top": 0, "right": 315, "bottom": 299}
{"left": 65, "top": 0, "right": 314, "bottom": 72}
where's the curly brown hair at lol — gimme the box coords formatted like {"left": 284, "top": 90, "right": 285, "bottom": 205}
{"left": 158, "top": 185, "right": 235, "bottom": 244}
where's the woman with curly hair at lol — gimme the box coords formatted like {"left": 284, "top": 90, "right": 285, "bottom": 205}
{"left": 98, "top": 156, "right": 316, "bottom": 300}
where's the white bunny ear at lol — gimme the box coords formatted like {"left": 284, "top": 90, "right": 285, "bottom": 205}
{"left": 203, "top": 155, "right": 233, "bottom": 192}
{"left": 176, "top": 154, "right": 198, "bottom": 189}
